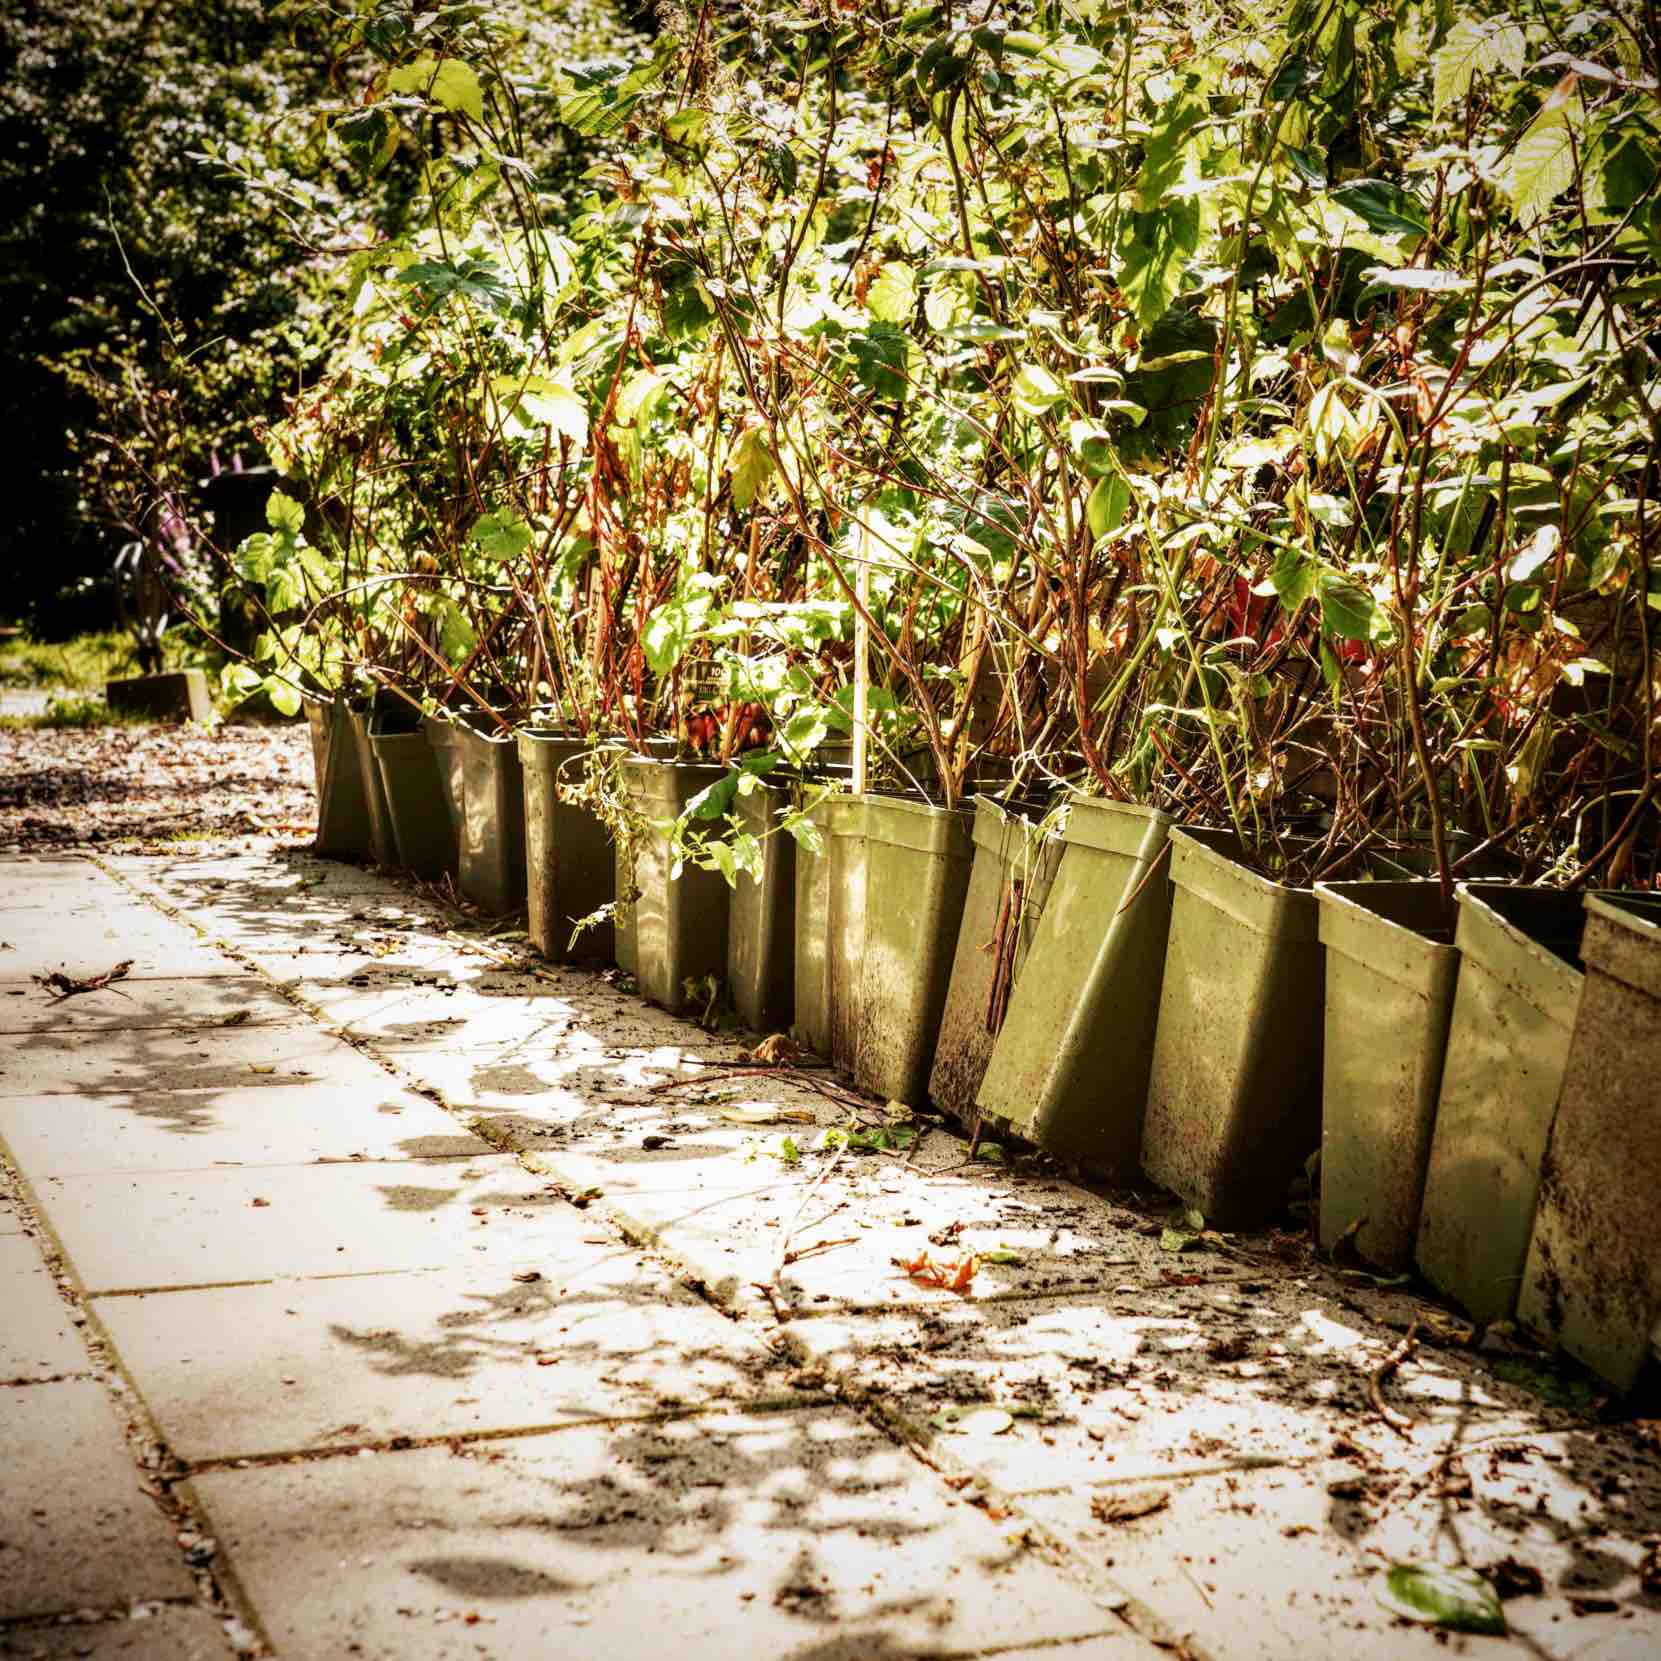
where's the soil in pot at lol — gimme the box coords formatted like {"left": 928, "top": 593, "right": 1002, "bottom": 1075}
{"left": 854, "top": 793, "right": 975, "bottom": 1107}
{"left": 975, "top": 797, "right": 1175, "bottom": 1180}
{"left": 1416, "top": 885, "right": 1585, "bottom": 1324}
{"left": 1519, "top": 892, "right": 1661, "bottom": 1391}
{"left": 1141, "top": 829, "right": 1323, "bottom": 1229}
{"left": 927, "top": 795, "right": 1062, "bottom": 1125}
{"left": 615, "top": 755, "right": 731, "bottom": 1014}
{"left": 518, "top": 730, "right": 614, "bottom": 963}
{"left": 1315, "top": 880, "right": 1460, "bottom": 1273}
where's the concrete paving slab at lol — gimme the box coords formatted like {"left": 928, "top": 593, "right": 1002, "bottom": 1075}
{"left": 0, "top": 978, "right": 296, "bottom": 1036}
{"left": 0, "top": 1234, "right": 87, "bottom": 1380}
{"left": 0, "top": 1607, "right": 236, "bottom": 1660}
{"left": 0, "top": 1379, "right": 192, "bottom": 1619}
{"left": 1017, "top": 1436, "right": 1661, "bottom": 1661}
{"left": 30, "top": 1157, "right": 567, "bottom": 1291}
{"left": 190, "top": 1409, "right": 1133, "bottom": 1660}
{"left": 97, "top": 1256, "right": 793, "bottom": 1463}
{"left": 0, "top": 1084, "right": 491, "bottom": 1177}
{"left": 0, "top": 914, "right": 233, "bottom": 983}
{"left": 0, "top": 1022, "right": 392, "bottom": 1098}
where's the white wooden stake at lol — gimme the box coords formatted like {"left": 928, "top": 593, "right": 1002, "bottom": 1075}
{"left": 852, "top": 520, "right": 870, "bottom": 797}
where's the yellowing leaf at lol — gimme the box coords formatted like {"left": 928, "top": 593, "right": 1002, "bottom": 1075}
{"left": 387, "top": 57, "right": 485, "bottom": 123}
{"left": 1509, "top": 108, "right": 1578, "bottom": 224}
{"left": 728, "top": 428, "right": 776, "bottom": 510}
{"left": 867, "top": 261, "right": 916, "bottom": 325}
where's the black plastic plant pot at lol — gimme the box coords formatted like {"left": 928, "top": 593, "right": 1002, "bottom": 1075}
{"left": 974, "top": 796, "right": 1175, "bottom": 1179}
{"left": 927, "top": 795, "right": 1062, "bottom": 1125}
{"left": 457, "top": 721, "right": 527, "bottom": 916}
{"left": 615, "top": 755, "right": 731, "bottom": 1013}
{"left": 424, "top": 715, "right": 466, "bottom": 844}
{"left": 853, "top": 793, "right": 975, "bottom": 1107}
{"left": 368, "top": 710, "right": 458, "bottom": 880}
{"left": 726, "top": 781, "right": 796, "bottom": 1035}
{"left": 308, "top": 695, "right": 375, "bottom": 863}
{"left": 1141, "top": 829, "right": 1324, "bottom": 1229}
{"left": 518, "top": 729, "right": 615, "bottom": 963}
{"left": 1416, "top": 885, "right": 1586, "bottom": 1324}
{"left": 345, "top": 705, "right": 397, "bottom": 868}
{"left": 1519, "top": 892, "right": 1661, "bottom": 1391}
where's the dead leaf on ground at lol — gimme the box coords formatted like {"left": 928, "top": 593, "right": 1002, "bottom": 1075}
{"left": 740, "top": 1033, "right": 801, "bottom": 1066}
{"left": 719, "top": 1104, "right": 816, "bottom": 1126}
{"left": 893, "top": 1249, "right": 977, "bottom": 1294}
{"left": 1092, "top": 1488, "right": 1171, "bottom": 1524}
{"left": 33, "top": 959, "right": 133, "bottom": 999}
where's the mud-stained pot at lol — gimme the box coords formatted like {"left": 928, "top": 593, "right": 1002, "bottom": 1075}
{"left": 615, "top": 756, "right": 731, "bottom": 1013}
{"left": 854, "top": 794, "right": 974, "bottom": 1107}
{"left": 345, "top": 705, "right": 397, "bottom": 868}
{"left": 309, "top": 696, "right": 375, "bottom": 862}
{"left": 1316, "top": 880, "right": 1460, "bottom": 1273}
{"left": 975, "top": 796, "right": 1175, "bottom": 1179}
{"left": 1416, "top": 885, "right": 1585, "bottom": 1324}
{"left": 727, "top": 782, "right": 796, "bottom": 1034}
{"left": 1141, "top": 829, "right": 1323, "bottom": 1228}
{"left": 457, "top": 722, "right": 527, "bottom": 915}
{"left": 368, "top": 710, "right": 459, "bottom": 880}
{"left": 927, "top": 796, "right": 1062, "bottom": 1125}
{"left": 1519, "top": 892, "right": 1661, "bottom": 1390}
{"left": 518, "top": 730, "right": 614, "bottom": 963}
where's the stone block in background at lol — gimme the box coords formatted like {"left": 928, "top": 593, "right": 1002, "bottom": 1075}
{"left": 104, "top": 668, "right": 213, "bottom": 722}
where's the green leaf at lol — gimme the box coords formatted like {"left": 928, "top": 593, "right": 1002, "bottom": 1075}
{"left": 642, "top": 600, "right": 700, "bottom": 675}
{"left": 1135, "top": 86, "right": 1206, "bottom": 211}
{"left": 1087, "top": 474, "right": 1131, "bottom": 541}
{"left": 867, "top": 261, "right": 917, "bottom": 324}
{"left": 388, "top": 57, "right": 485, "bottom": 122}
{"left": 1376, "top": 1565, "right": 1506, "bottom": 1636}
{"left": 1012, "top": 362, "right": 1066, "bottom": 416}
{"left": 1331, "top": 180, "right": 1428, "bottom": 239}
{"left": 1118, "top": 199, "right": 1201, "bottom": 329}
{"left": 850, "top": 325, "right": 909, "bottom": 399}
{"left": 470, "top": 512, "right": 532, "bottom": 564}
{"left": 266, "top": 491, "right": 304, "bottom": 537}
{"left": 1318, "top": 570, "right": 1393, "bottom": 644}
{"left": 1432, "top": 17, "right": 1525, "bottom": 111}
{"left": 515, "top": 375, "right": 589, "bottom": 446}
{"left": 262, "top": 675, "right": 302, "bottom": 718}
{"left": 1271, "top": 546, "right": 1316, "bottom": 610}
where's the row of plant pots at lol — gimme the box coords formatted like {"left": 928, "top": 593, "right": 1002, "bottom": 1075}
{"left": 301, "top": 704, "right": 1660, "bottom": 1393}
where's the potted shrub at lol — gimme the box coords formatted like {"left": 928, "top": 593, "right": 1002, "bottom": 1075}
{"left": 614, "top": 751, "right": 732, "bottom": 1014}
{"left": 852, "top": 792, "right": 976, "bottom": 1106}
{"left": 456, "top": 716, "right": 528, "bottom": 915}
{"left": 367, "top": 700, "right": 458, "bottom": 880}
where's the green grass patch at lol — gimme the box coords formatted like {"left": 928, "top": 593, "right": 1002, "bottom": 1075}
{"left": 0, "top": 630, "right": 201, "bottom": 692}
{"left": 0, "top": 694, "right": 153, "bottom": 731}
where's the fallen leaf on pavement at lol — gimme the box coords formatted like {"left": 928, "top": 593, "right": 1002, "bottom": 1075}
{"left": 34, "top": 959, "right": 133, "bottom": 999}
{"left": 893, "top": 1249, "right": 977, "bottom": 1294}
{"left": 1092, "top": 1488, "right": 1171, "bottom": 1524}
